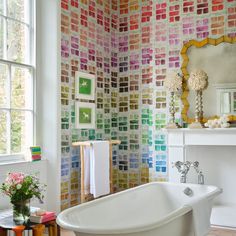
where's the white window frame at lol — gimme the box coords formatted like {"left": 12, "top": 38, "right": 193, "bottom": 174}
{"left": 215, "top": 83, "right": 236, "bottom": 116}
{"left": 0, "top": 0, "right": 36, "bottom": 163}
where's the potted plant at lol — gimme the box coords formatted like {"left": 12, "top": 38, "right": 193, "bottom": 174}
{"left": 0, "top": 172, "right": 46, "bottom": 225}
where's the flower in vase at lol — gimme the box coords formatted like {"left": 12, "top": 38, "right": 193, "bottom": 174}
{"left": 0, "top": 172, "right": 46, "bottom": 204}
{"left": 188, "top": 69, "right": 208, "bottom": 91}
{"left": 164, "top": 72, "right": 182, "bottom": 93}
{"left": 0, "top": 173, "right": 46, "bottom": 224}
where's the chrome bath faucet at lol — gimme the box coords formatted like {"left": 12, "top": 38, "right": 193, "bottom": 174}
{"left": 173, "top": 161, "right": 204, "bottom": 184}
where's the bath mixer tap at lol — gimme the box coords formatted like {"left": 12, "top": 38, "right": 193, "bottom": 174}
{"left": 173, "top": 161, "right": 204, "bottom": 184}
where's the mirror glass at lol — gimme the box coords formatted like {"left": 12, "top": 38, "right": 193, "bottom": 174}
{"left": 187, "top": 43, "right": 236, "bottom": 118}
{"left": 220, "top": 91, "right": 231, "bottom": 114}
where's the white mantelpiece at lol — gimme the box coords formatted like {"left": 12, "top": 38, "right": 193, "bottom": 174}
{"left": 166, "top": 128, "right": 236, "bottom": 228}
{"left": 167, "top": 128, "right": 236, "bottom": 146}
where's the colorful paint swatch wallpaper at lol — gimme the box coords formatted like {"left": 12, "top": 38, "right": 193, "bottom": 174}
{"left": 60, "top": 0, "right": 236, "bottom": 209}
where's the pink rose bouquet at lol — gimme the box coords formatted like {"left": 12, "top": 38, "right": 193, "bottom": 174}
{"left": 0, "top": 172, "right": 46, "bottom": 204}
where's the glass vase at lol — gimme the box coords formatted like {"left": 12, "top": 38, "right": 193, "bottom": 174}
{"left": 12, "top": 199, "right": 30, "bottom": 225}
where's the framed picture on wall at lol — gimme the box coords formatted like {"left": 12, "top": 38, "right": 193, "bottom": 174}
{"left": 75, "top": 71, "right": 95, "bottom": 100}
{"left": 75, "top": 101, "right": 96, "bottom": 129}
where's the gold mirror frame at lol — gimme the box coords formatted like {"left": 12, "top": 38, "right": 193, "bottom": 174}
{"left": 180, "top": 35, "right": 236, "bottom": 124}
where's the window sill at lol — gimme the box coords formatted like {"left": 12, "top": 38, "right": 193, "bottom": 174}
{"left": 0, "top": 159, "right": 47, "bottom": 167}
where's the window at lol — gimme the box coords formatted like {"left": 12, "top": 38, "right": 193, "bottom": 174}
{"left": 0, "top": 0, "right": 35, "bottom": 161}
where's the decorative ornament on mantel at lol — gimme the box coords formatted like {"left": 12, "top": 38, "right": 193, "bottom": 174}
{"left": 164, "top": 72, "right": 182, "bottom": 129}
{"left": 188, "top": 69, "right": 208, "bottom": 129}
{"left": 205, "top": 115, "right": 230, "bottom": 129}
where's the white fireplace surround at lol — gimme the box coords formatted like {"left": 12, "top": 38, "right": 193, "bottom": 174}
{"left": 166, "top": 128, "right": 236, "bottom": 228}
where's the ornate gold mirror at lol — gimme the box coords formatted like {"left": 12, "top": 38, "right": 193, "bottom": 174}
{"left": 181, "top": 36, "right": 236, "bottom": 124}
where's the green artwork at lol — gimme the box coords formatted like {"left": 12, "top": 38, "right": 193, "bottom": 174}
{"left": 79, "top": 108, "right": 92, "bottom": 124}
{"left": 79, "top": 77, "right": 92, "bottom": 95}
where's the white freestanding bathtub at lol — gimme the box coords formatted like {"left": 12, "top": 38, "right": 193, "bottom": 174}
{"left": 57, "top": 182, "right": 222, "bottom": 236}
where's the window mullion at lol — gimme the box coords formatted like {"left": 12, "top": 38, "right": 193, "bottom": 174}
{"left": 27, "top": 0, "right": 33, "bottom": 64}
{"left": 29, "top": 0, "right": 35, "bottom": 146}
{"left": 6, "top": 64, "right": 11, "bottom": 154}
{"left": 6, "top": 110, "right": 11, "bottom": 154}
{"left": 2, "top": 0, "right": 7, "bottom": 59}
{"left": 0, "top": 14, "right": 30, "bottom": 27}
{"left": 0, "top": 58, "right": 34, "bottom": 69}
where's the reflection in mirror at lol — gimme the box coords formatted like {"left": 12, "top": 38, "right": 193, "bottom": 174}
{"left": 221, "top": 92, "right": 231, "bottom": 114}
{"left": 187, "top": 42, "right": 236, "bottom": 119}
{"left": 216, "top": 84, "right": 236, "bottom": 116}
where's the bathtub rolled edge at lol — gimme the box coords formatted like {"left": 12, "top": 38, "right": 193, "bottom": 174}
{"left": 56, "top": 205, "right": 192, "bottom": 235}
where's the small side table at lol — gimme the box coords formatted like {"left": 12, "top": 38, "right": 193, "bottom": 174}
{"left": 0, "top": 209, "right": 60, "bottom": 236}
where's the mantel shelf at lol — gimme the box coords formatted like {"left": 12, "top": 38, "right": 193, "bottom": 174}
{"left": 164, "top": 128, "right": 236, "bottom": 133}
{"left": 166, "top": 128, "right": 236, "bottom": 146}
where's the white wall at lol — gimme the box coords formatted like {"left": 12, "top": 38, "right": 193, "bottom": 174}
{"left": 36, "top": 0, "right": 61, "bottom": 213}
{"left": 186, "top": 146, "right": 236, "bottom": 205}
{"left": 0, "top": 161, "right": 48, "bottom": 210}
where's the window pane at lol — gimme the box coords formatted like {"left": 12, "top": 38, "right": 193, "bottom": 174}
{"left": 0, "top": 64, "right": 9, "bottom": 108}
{"left": 11, "top": 66, "right": 32, "bottom": 109}
{"left": 11, "top": 110, "right": 32, "bottom": 154}
{"left": 0, "top": 110, "right": 7, "bottom": 154}
{"left": 11, "top": 110, "right": 25, "bottom": 153}
{"left": 0, "top": 1, "right": 4, "bottom": 15}
{"left": 7, "top": 20, "right": 29, "bottom": 63}
{"left": 0, "top": 17, "right": 4, "bottom": 59}
{"left": 7, "top": 0, "right": 29, "bottom": 23}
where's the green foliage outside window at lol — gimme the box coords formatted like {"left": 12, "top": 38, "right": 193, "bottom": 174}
{"left": 0, "top": 0, "right": 33, "bottom": 156}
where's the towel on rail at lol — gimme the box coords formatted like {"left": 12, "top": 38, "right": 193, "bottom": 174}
{"left": 83, "top": 141, "right": 110, "bottom": 198}
{"left": 84, "top": 146, "right": 91, "bottom": 195}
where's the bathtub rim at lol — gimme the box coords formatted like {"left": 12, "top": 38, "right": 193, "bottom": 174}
{"left": 57, "top": 182, "right": 222, "bottom": 234}
{"left": 57, "top": 205, "right": 192, "bottom": 234}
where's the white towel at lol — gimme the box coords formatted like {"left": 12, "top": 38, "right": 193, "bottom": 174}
{"left": 187, "top": 197, "right": 212, "bottom": 236}
{"left": 83, "top": 141, "right": 110, "bottom": 198}
{"left": 83, "top": 146, "right": 91, "bottom": 195}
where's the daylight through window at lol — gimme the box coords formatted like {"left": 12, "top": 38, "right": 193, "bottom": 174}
{"left": 0, "top": 0, "right": 34, "bottom": 160}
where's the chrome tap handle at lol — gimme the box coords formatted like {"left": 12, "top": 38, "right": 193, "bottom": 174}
{"left": 184, "top": 161, "right": 191, "bottom": 168}
{"left": 173, "top": 161, "right": 183, "bottom": 172}
{"left": 191, "top": 161, "right": 200, "bottom": 173}
{"left": 192, "top": 161, "right": 199, "bottom": 168}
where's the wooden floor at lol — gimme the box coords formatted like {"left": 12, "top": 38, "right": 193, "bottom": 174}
{"left": 209, "top": 228, "right": 236, "bottom": 236}
{"left": 61, "top": 228, "right": 236, "bottom": 236}
{"left": 61, "top": 229, "right": 75, "bottom": 236}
